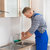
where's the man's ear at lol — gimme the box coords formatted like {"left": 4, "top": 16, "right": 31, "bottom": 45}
{"left": 30, "top": 11, "right": 32, "bottom": 14}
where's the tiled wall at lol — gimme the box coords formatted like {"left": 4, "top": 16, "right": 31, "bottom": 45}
{"left": 0, "top": 17, "right": 20, "bottom": 46}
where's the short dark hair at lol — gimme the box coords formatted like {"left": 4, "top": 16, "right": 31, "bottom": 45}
{"left": 22, "top": 7, "right": 31, "bottom": 14}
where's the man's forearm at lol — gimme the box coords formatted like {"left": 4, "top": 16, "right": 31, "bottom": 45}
{"left": 23, "top": 31, "right": 32, "bottom": 40}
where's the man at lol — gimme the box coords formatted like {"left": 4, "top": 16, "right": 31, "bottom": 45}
{"left": 21, "top": 7, "right": 48, "bottom": 50}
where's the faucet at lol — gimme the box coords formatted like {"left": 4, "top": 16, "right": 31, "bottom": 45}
{"left": 15, "top": 34, "right": 20, "bottom": 40}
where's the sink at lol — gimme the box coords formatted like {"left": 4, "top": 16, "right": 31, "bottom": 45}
{"left": 9, "top": 40, "right": 36, "bottom": 50}
{"left": 13, "top": 40, "right": 36, "bottom": 50}
{"left": 14, "top": 41, "right": 34, "bottom": 49}
{"left": 16, "top": 42, "right": 33, "bottom": 46}
{"left": 0, "top": 41, "right": 35, "bottom": 50}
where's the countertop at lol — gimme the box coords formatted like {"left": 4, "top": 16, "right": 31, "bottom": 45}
{"left": 0, "top": 40, "right": 36, "bottom": 50}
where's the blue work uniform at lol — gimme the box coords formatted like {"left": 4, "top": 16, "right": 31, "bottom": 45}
{"left": 28, "top": 12, "right": 48, "bottom": 50}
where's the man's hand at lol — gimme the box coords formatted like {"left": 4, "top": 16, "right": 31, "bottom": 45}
{"left": 21, "top": 32, "right": 25, "bottom": 37}
{"left": 21, "top": 32, "right": 25, "bottom": 40}
{"left": 21, "top": 31, "right": 32, "bottom": 40}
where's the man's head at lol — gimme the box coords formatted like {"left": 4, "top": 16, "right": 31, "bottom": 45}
{"left": 22, "top": 7, "right": 34, "bottom": 18}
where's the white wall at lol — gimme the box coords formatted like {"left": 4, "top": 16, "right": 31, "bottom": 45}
{"left": 45, "top": 0, "right": 50, "bottom": 42}
{"left": 10, "top": 17, "right": 21, "bottom": 41}
{"left": 32, "top": 0, "right": 43, "bottom": 14}
{"left": 0, "top": 18, "right": 11, "bottom": 46}
{"left": 0, "top": 17, "right": 20, "bottom": 46}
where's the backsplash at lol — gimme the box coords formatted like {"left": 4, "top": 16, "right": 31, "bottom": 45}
{"left": 0, "top": 17, "right": 20, "bottom": 46}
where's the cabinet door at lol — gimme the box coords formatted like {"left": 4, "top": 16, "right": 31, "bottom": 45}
{"left": 20, "top": 0, "right": 31, "bottom": 15}
{"left": 0, "top": 0, "right": 4, "bottom": 17}
{"left": 20, "top": 0, "right": 32, "bottom": 32}
{"left": 5, "top": 0, "right": 18, "bottom": 17}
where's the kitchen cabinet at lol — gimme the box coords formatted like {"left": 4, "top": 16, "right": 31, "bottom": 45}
{"left": 0, "top": 0, "right": 4, "bottom": 17}
{"left": 5, "top": 0, "right": 19, "bottom": 17}
{"left": 19, "top": 0, "right": 32, "bottom": 16}
{"left": 0, "top": 0, "right": 32, "bottom": 17}
{"left": 20, "top": 0, "right": 32, "bottom": 34}
{"left": 0, "top": 0, "right": 19, "bottom": 17}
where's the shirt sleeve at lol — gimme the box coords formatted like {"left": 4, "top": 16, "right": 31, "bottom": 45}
{"left": 28, "top": 15, "right": 40, "bottom": 34}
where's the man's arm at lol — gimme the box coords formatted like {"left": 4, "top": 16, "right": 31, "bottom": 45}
{"left": 21, "top": 15, "right": 40, "bottom": 40}
{"left": 28, "top": 15, "right": 40, "bottom": 34}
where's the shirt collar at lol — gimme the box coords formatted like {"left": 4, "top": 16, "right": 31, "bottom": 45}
{"left": 31, "top": 11, "right": 35, "bottom": 18}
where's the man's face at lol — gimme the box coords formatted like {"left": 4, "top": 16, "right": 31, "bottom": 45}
{"left": 24, "top": 10, "right": 33, "bottom": 18}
